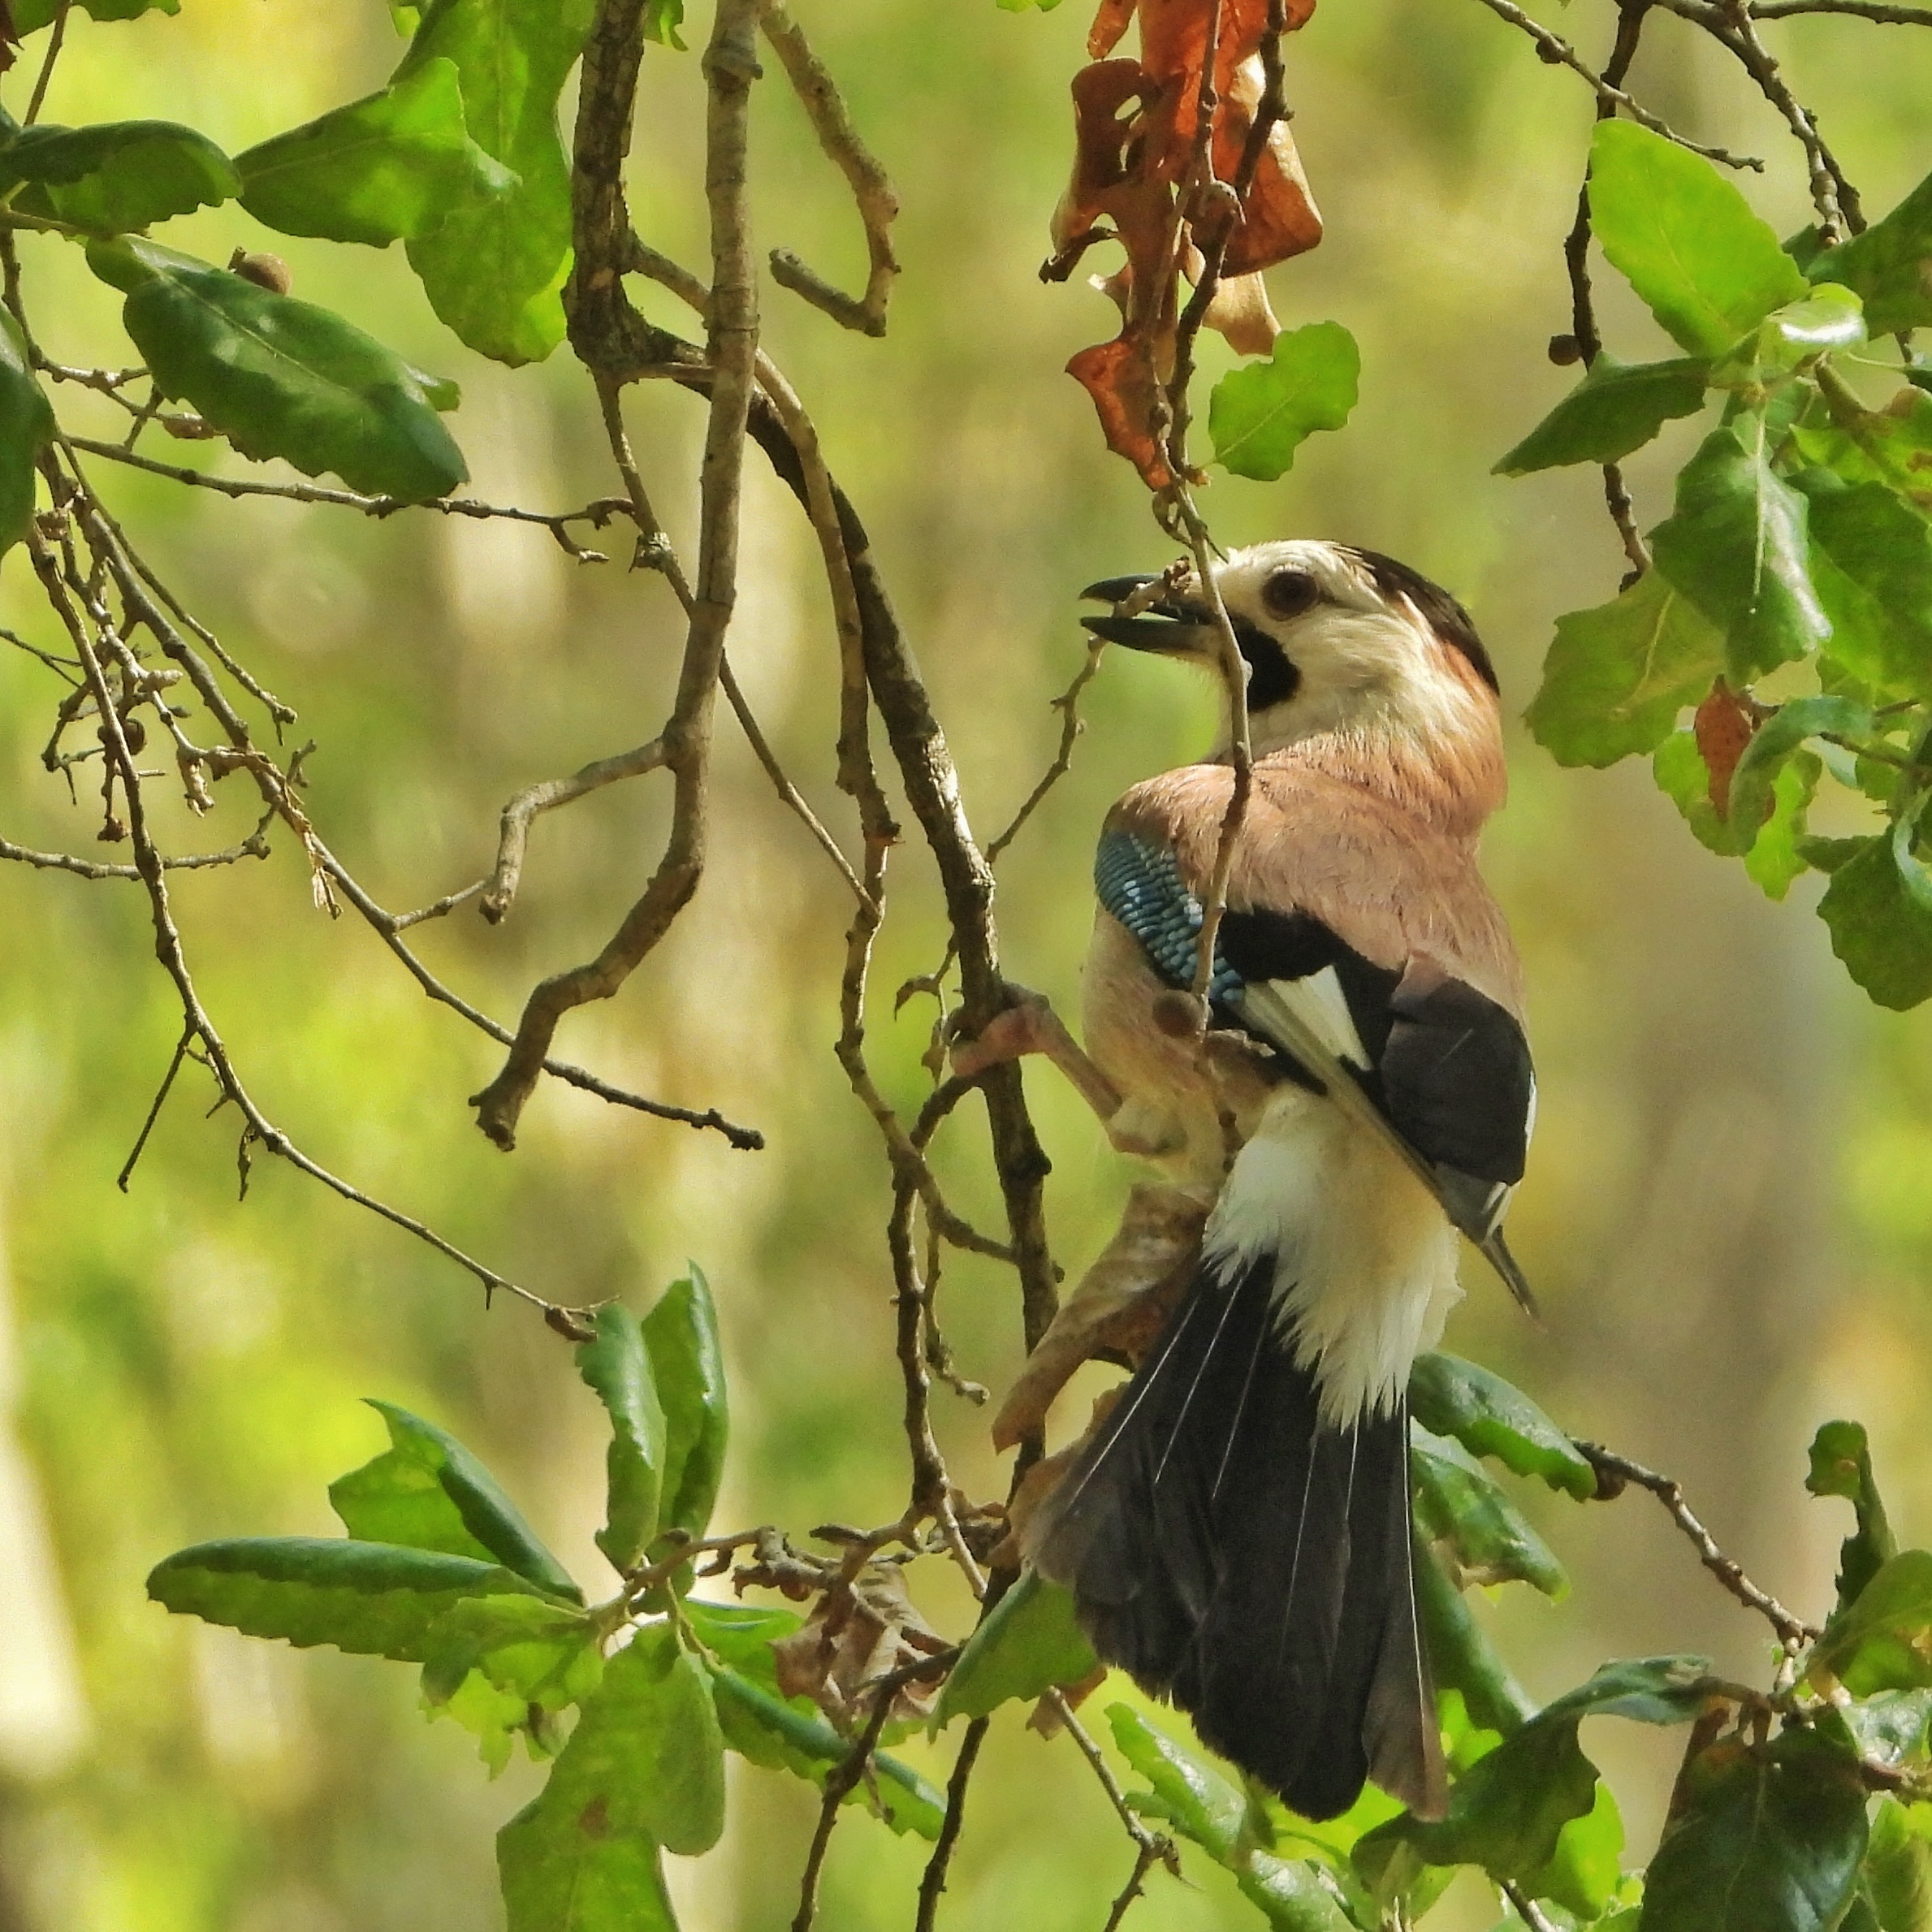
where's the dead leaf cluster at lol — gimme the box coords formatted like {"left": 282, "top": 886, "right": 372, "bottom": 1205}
{"left": 1051, "top": 0, "right": 1323, "bottom": 486}
{"left": 772, "top": 1560, "right": 953, "bottom": 1727}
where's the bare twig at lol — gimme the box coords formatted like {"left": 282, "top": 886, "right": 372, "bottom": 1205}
{"left": 24, "top": 0, "right": 71, "bottom": 124}
{"left": 0, "top": 823, "right": 271, "bottom": 879}
{"left": 1503, "top": 1880, "right": 1562, "bottom": 1932}
{"left": 914, "top": 1717, "right": 988, "bottom": 1932}
{"left": 479, "top": 737, "right": 668, "bottom": 924}
{"left": 1100, "top": 1842, "right": 1168, "bottom": 1932}
{"left": 1470, "top": 0, "right": 1766, "bottom": 169}
{"left": 757, "top": 0, "right": 900, "bottom": 335}
{"left": 116, "top": 1028, "right": 192, "bottom": 1191}
{"left": 1578, "top": 1441, "right": 1821, "bottom": 1647}
{"left": 986, "top": 637, "right": 1109, "bottom": 866}
{"left": 1751, "top": 0, "right": 1932, "bottom": 19}
{"left": 471, "top": 0, "right": 763, "bottom": 1151}
{"left": 63, "top": 435, "right": 625, "bottom": 564}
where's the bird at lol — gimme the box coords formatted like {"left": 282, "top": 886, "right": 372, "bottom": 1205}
{"left": 951, "top": 538, "right": 1533, "bottom": 1823}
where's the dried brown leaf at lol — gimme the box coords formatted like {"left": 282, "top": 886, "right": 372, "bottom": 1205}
{"left": 1694, "top": 680, "right": 1757, "bottom": 818}
{"left": 772, "top": 1562, "right": 950, "bottom": 1729}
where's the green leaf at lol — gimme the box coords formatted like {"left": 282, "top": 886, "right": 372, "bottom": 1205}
{"left": 1413, "top": 1544, "right": 1537, "bottom": 1739}
{"left": 1809, "top": 1551, "right": 1932, "bottom": 1694}
{"left": 1792, "top": 389, "right": 1932, "bottom": 519}
{"left": 1812, "top": 169, "right": 1932, "bottom": 336}
{"left": 1818, "top": 836, "right": 1932, "bottom": 1010}
{"left": 1724, "top": 694, "right": 1871, "bottom": 836}
{"left": 1797, "top": 473, "right": 1932, "bottom": 702}
{"left": 1208, "top": 321, "right": 1360, "bottom": 482}
{"left": 1643, "top": 1727, "right": 1869, "bottom": 1932}
{"left": 396, "top": 0, "right": 597, "bottom": 365}
{"left": 641, "top": 1269, "right": 728, "bottom": 1549}
{"left": 707, "top": 1667, "right": 945, "bottom": 1838}
{"left": 1809, "top": 1420, "right": 1899, "bottom": 1616}
{"left": 577, "top": 1625, "right": 725, "bottom": 1853}
{"left": 1714, "top": 285, "right": 1866, "bottom": 387}
{"left": 682, "top": 1593, "right": 799, "bottom": 1685}
{"left": 577, "top": 1304, "right": 667, "bottom": 1572}
{"left": 1743, "top": 751, "right": 1822, "bottom": 901}
{"left": 1355, "top": 1656, "right": 1707, "bottom": 1893}
{"left": 1864, "top": 1797, "right": 1932, "bottom": 1932}
{"left": 0, "top": 120, "right": 236, "bottom": 232}
{"left": 236, "top": 58, "right": 517, "bottom": 249}
{"left": 1588, "top": 119, "right": 1808, "bottom": 356}
{"left": 89, "top": 237, "right": 467, "bottom": 501}
{"left": 10, "top": 0, "right": 177, "bottom": 27}
{"left": 499, "top": 1801, "right": 678, "bottom": 1932}
{"left": 1105, "top": 1705, "right": 1352, "bottom": 1930}
{"left": 935, "top": 1569, "right": 1100, "bottom": 1725}
{"left": 1524, "top": 568, "right": 1725, "bottom": 768}
{"left": 146, "top": 1537, "right": 547, "bottom": 1660}
{"left": 644, "top": 0, "right": 686, "bottom": 45}
{"left": 0, "top": 309, "right": 54, "bottom": 555}
{"left": 1407, "top": 1354, "right": 1597, "bottom": 1500}
{"left": 1655, "top": 728, "right": 1755, "bottom": 858}
{"left": 1525, "top": 1781, "right": 1626, "bottom": 1921}
{"left": 1495, "top": 353, "right": 1710, "bottom": 477}
{"left": 1649, "top": 418, "right": 1830, "bottom": 682}
{"left": 328, "top": 1400, "right": 582, "bottom": 1603}
{"left": 1844, "top": 1691, "right": 1932, "bottom": 1771}
{"left": 420, "top": 1594, "right": 602, "bottom": 1770}
{"left": 1411, "top": 1427, "right": 1567, "bottom": 1598}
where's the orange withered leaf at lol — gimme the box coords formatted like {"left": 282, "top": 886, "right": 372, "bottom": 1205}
{"left": 1694, "top": 680, "right": 1758, "bottom": 819}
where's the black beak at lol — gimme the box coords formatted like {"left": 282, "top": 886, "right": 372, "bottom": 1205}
{"left": 1078, "top": 574, "right": 1217, "bottom": 653}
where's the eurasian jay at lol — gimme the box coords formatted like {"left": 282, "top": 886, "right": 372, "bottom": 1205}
{"left": 953, "top": 538, "right": 1532, "bottom": 1822}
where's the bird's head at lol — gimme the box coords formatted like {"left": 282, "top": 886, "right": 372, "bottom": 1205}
{"left": 1080, "top": 539, "right": 1500, "bottom": 764}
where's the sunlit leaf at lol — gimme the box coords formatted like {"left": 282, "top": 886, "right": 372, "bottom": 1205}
{"left": 0, "top": 119, "right": 236, "bottom": 231}
{"left": 1407, "top": 1353, "right": 1596, "bottom": 1499}
{"left": 1106, "top": 1706, "right": 1351, "bottom": 1930}
{"left": 1797, "top": 473, "right": 1932, "bottom": 702}
{"left": 1862, "top": 1797, "right": 1932, "bottom": 1932}
{"left": 10, "top": 0, "right": 176, "bottom": 26}
{"left": 499, "top": 1802, "right": 678, "bottom": 1932}
{"left": 1742, "top": 751, "right": 1822, "bottom": 901}
{"left": 1411, "top": 1427, "right": 1567, "bottom": 1598}
{"left": 236, "top": 57, "right": 517, "bottom": 249}
{"left": 1524, "top": 569, "right": 1726, "bottom": 769}
{"left": 1208, "top": 321, "right": 1359, "bottom": 481}
{"left": 420, "top": 1594, "right": 602, "bottom": 1770}
{"left": 1643, "top": 1727, "right": 1868, "bottom": 1932}
{"left": 1589, "top": 120, "right": 1808, "bottom": 355}
{"left": 329, "top": 1400, "right": 582, "bottom": 1602}
{"left": 396, "top": 0, "right": 597, "bottom": 365}
{"left": 0, "top": 308, "right": 54, "bottom": 554}
{"left": 934, "top": 1569, "right": 1099, "bottom": 1725}
{"left": 644, "top": 0, "right": 686, "bottom": 45}
{"left": 1714, "top": 285, "right": 1865, "bottom": 387}
{"left": 641, "top": 1269, "right": 728, "bottom": 1549}
{"left": 1413, "top": 1543, "right": 1536, "bottom": 1738}
{"left": 1812, "top": 168, "right": 1932, "bottom": 335}
{"left": 577, "top": 1303, "right": 668, "bottom": 1573}
{"left": 1649, "top": 418, "right": 1830, "bottom": 682}
{"left": 1809, "top": 1550, "right": 1932, "bottom": 1694}
{"left": 89, "top": 236, "right": 467, "bottom": 501}
{"left": 147, "top": 1537, "right": 547, "bottom": 1660}
{"left": 1494, "top": 353, "right": 1709, "bottom": 476}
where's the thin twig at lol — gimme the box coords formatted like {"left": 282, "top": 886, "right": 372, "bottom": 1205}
{"left": 0, "top": 824, "right": 271, "bottom": 879}
{"left": 1470, "top": 0, "right": 1766, "bottom": 169}
{"left": 116, "top": 1028, "right": 192, "bottom": 1191}
{"left": 1577, "top": 1441, "right": 1821, "bottom": 1646}
{"left": 1752, "top": 0, "right": 1932, "bottom": 18}
{"left": 986, "top": 637, "right": 1109, "bottom": 866}
{"left": 757, "top": 0, "right": 900, "bottom": 335}
{"left": 1502, "top": 1881, "right": 1562, "bottom": 1932}
{"left": 63, "top": 435, "right": 625, "bottom": 564}
{"left": 471, "top": 0, "right": 763, "bottom": 1152}
{"left": 1100, "top": 1842, "right": 1168, "bottom": 1932}
{"left": 24, "top": 0, "right": 71, "bottom": 124}
{"left": 914, "top": 1717, "right": 988, "bottom": 1932}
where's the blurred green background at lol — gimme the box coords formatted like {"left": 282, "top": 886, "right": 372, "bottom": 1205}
{"left": 1, "top": 2, "right": 1929, "bottom": 1926}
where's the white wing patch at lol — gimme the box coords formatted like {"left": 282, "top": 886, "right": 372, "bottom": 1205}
{"left": 1253, "top": 966, "right": 1371, "bottom": 1070}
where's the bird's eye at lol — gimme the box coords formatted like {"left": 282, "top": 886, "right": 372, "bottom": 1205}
{"left": 1261, "top": 569, "right": 1320, "bottom": 620}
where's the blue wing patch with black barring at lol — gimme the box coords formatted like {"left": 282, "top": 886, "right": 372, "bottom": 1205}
{"left": 1094, "top": 829, "right": 1245, "bottom": 1009}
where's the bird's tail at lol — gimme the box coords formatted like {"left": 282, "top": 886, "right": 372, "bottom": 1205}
{"left": 1028, "top": 1251, "right": 1445, "bottom": 1822}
